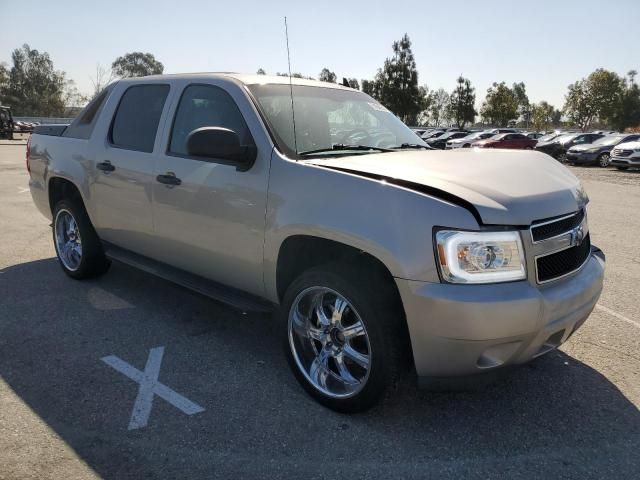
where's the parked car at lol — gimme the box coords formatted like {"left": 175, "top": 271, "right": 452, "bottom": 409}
{"left": 472, "top": 132, "right": 537, "bottom": 149}
{"left": 566, "top": 133, "right": 640, "bottom": 167}
{"left": 485, "top": 128, "right": 517, "bottom": 135}
{"left": 0, "top": 106, "right": 14, "bottom": 139}
{"left": 27, "top": 73, "right": 605, "bottom": 412}
{"left": 425, "top": 130, "right": 469, "bottom": 149}
{"left": 609, "top": 140, "right": 640, "bottom": 170}
{"left": 523, "top": 132, "right": 544, "bottom": 139}
{"left": 535, "top": 133, "right": 603, "bottom": 161}
{"left": 421, "top": 129, "right": 445, "bottom": 140}
{"left": 446, "top": 131, "right": 495, "bottom": 149}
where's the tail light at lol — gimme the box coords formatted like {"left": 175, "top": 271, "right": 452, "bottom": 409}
{"left": 26, "top": 134, "right": 32, "bottom": 174}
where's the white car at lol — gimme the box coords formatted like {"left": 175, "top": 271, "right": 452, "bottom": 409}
{"left": 446, "top": 131, "right": 495, "bottom": 149}
{"left": 610, "top": 140, "right": 640, "bottom": 170}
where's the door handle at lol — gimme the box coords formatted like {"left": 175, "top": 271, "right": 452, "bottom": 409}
{"left": 156, "top": 172, "right": 182, "bottom": 186}
{"left": 96, "top": 161, "right": 115, "bottom": 172}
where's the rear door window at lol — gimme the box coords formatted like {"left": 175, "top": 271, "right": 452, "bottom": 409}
{"left": 63, "top": 86, "right": 113, "bottom": 140}
{"left": 110, "top": 84, "right": 170, "bottom": 153}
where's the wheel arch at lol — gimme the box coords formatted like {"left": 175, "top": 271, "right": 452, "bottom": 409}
{"left": 274, "top": 234, "right": 403, "bottom": 308}
{"left": 48, "top": 176, "right": 86, "bottom": 214}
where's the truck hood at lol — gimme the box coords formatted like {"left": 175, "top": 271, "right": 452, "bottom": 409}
{"left": 308, "top": 149, "right": 586, "bottom": 226}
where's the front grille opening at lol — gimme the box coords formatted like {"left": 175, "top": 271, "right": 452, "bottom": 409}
{"left": 531, "top": 209, "right": 584, "bottom": 242}
{"left": 536, "top": 234, "right": 591, "bottom": 282}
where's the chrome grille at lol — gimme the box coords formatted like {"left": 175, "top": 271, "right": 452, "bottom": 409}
{"left": 531, "top": 210, "right": 584, "bottom": 242}
{"left": 536, "top": 234, "right": 591, "bottom": 283}
{"left": 530, "top": 210, "right": 591, "bottom": 283}
{"left": 613, "top": 149, "right": 632, "bottom": 157}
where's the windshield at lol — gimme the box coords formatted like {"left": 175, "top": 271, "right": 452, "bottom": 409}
{"left": 247, "top": 84, "right": 426, "bottom": 157}
{"left": 594, "top": 135, "right": 626, "bottom": 146}
{"left": 556, "top": 134, "right": 578, "bottom": 143}
{"left": 464, "top": 132, "right": 491, "bottom": 140}
{"left": 538, "top": 133, "right": 560, "bottom": 143}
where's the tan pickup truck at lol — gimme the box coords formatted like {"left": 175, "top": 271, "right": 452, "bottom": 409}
{"left": 28, "top": 73, "right": 605, "bottom": 412}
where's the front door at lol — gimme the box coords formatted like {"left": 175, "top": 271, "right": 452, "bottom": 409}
{"left": 151, "top": 82, "right": 270, "bottom": 297}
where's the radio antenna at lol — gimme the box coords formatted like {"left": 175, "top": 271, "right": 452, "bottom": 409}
{"left": 284, "top": 16, "right": 298, "bottom": 155}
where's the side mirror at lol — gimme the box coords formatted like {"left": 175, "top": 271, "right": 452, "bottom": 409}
{"left": 186, "top": 127, "right": 257, "bottom": 171}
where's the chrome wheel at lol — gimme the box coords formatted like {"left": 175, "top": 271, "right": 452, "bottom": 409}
{"left": 288, "top": 286, "right": 371, "bottom": 399}
{"left": 599, "top": 153, "right": 610, "bottom": 167}
{"left": 54, "top": 209, "right": 82, "bottom": 271}
{"left": 557, "top": 153, "right": 567, "bottom": 163}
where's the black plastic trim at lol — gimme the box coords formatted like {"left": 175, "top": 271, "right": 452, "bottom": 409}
{"left": 103, "top": 242, "right": 275, "bottom": 313}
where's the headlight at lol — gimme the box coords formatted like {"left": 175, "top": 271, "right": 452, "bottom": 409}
{"left": 435, "top": 230, "right": 526, "bottom": 284}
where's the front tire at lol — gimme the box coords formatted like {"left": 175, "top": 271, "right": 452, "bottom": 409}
{"left": 52, "top": 199, "right": 109, "bottom": 279}
{"left": 597, "top": 153, "right": 610, "bottom": 168}
{"left": 281, "top": 264, "right": 405, "bottom": 413}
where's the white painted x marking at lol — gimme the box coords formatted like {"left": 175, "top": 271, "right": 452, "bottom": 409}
{"left": 101, "top": 346, "right": 205, "bottom": 430}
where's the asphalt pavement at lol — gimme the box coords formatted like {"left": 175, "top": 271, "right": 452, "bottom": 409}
{"left": 0, "top": 142, "right": 638, "bottom": 479}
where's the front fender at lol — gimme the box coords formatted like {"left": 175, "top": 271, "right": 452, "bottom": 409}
{"left": 262, "top": 153, "right": 479, "bottom": 302}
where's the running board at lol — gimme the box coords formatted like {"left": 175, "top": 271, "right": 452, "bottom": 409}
{"left": 103, "top": 243, "right": 275, "bottom": 313}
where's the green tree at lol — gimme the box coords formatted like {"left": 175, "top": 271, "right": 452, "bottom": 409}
{"left": 0, "top": 62, "right": 9, "bottom": 94}
{"left": 480, "top": 82, "right": 519, "bottom": 127}
{"left": 447, "top": 76, "right": 476, "bottom": 128}
{"left": 429, "top": 88, "right": 450, "bottom": 127}
{"left": 361, "top": 79, "right": 379, "bottom": 98}
{"left": 345, "top": 78, "right": 360, "bottom": 89}
{"left": 609, "top": 70, "right": 640, "bottom": 131}
{"left": 111, "top": 52, "right": 164, "bottom": 78}
{"left": 563, "top": 68, "right": 624, "bottom": 131}
{"left": 370, "top": 34, "right": 425, "bottom": 124}
{"left": 0, "top": 44, "right": 67, "bottom": 116}
{"left": 530, "top": 101, "right": 555, "bottom": 131}
{"left": 318, "top": 68, "right": 336, "bottom": 83}
{"left": 276, "top": 72, "right": 314, "bottom": 79}
{"left": 256, "top": 68, "right": 266, "bottom": 75}
{"left": 513, "top": 81, "right": 530, "bottom": 127}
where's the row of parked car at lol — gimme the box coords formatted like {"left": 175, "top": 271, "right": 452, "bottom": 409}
{"left": 411, "top": 127, "right": 640, "bottom": 169}
{"left": 0, "top": 105, "right": 38, "bottom": 139}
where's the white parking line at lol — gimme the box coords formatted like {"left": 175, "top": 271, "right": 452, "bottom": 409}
{"left": 101, "top": 347, "right": 205, "bottom": 430}
{"left": 596, "top": 304, "right": 640, "bottom": 329}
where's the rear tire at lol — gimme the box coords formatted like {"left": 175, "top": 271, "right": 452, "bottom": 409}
{"left": 281, "top": 263, "right": 407, "bottom": 413}
{"left": 52, "top": 199, "right": 110, "bottom": 279}
{"left": 597, "top": 153, "right": 610, "bottom": 168}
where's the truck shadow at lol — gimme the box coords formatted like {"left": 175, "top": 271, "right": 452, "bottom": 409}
{"left": 1, "top": 258, "right": 638, "bottom": 478}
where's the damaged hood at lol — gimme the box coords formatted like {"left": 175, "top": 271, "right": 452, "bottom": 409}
{"left": 308, "top": 149, "right": 587, "bottom": 225}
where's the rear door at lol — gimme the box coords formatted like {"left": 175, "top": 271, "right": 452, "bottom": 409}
{"left": 91, "top": 83, "right": 171, "bottom": 256}
{"left": 150, "top": 80, "right": 271, "bottom": 297}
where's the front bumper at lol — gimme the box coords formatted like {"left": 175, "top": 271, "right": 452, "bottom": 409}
{"left": 396, "top": 248, "right": 605, "bottom": 380}
{"left": 566, "top": 151, "right": 599, "bottom": 164}
{"left": 610, "top": 156, "right": 640, "bottom": 166}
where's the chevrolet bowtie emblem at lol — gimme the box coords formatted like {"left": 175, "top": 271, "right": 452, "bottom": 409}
{"left": 569, "top": 224, "right": 585, "bottom": 247}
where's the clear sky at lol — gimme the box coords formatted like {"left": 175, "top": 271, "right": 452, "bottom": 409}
{"left": 1, "top": 0, "right": 638, "bottom": 108}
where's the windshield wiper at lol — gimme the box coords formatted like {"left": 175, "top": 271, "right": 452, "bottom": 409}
{"left": 299, "top": 144, "right": 394, "bottom": 155}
